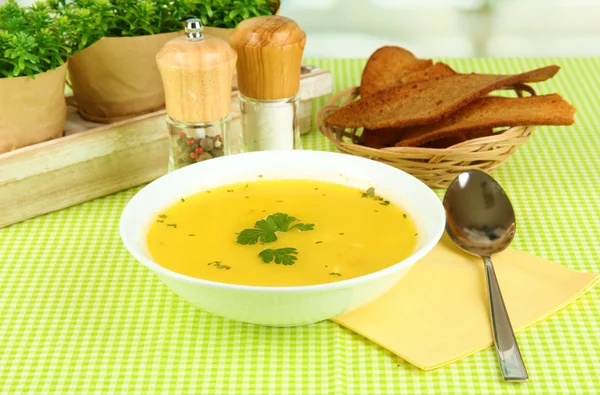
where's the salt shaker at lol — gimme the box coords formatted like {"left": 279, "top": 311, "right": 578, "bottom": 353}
{"left": 156, "top": 18, "right": 237, "bottom": 171}
{"left": 230, "top": 16, "right": 306, "bottom": 151}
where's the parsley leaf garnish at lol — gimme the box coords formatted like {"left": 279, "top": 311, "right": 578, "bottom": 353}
{"left": 264, "top": 213, "right": 295, "bottom": 232}
{"left": 207, "top": 261, "right": 231, "bottom": 270}
{"left": 362, "top": 187, "right": 392, "bottom": 206}
{"left": 258, "top": 248, "right": 298, "bottom": 265}
{"left": 290, "top": 223, "right": 315, "bottom": 231}
{"left": 236, "top": 213, "right": 314, "bottom": 245}
{"left": 237, "top": 228, "right": 276, "bottom": 244}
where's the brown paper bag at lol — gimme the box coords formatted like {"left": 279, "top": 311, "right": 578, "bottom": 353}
{"left": 68, "top": 32, "right": 182, "bottom": 123}
{"left": 0, "top": 64, "right": 67, "bottom": 154}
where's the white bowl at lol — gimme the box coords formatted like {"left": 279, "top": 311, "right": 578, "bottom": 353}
{"left": 120, "top": 150, "right": 445, "bottom": 327}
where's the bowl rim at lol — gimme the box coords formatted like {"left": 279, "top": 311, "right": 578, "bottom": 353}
{"left": 119, "top": 150, "right": 446, "bottom": 293}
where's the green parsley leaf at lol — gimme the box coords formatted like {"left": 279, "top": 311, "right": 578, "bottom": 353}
{"left": 363, "top": 187, "right": 392, "bottom": 206}
{"left": 267, "top": 213, "right": 297, "bottom": 231}
{"left": 207, "top": 261, "right": 231, "bottom": 270}
{"left": 236, "top": 213, "right": 314, "bottom": 245}
{"left": 254, "top": 218, "right": 278, "bottom": 233}
{"left": 290, "top": 223, "right": 315, "bottom": 231}
{"left": 258, "top": 248, "right": 298, "bottom": 265}
{"left": 237, "top": 228, "right": 275, "bottom": 244}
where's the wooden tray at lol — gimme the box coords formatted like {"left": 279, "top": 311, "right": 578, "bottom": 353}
{"left": 0, "top": 66, "right": 332, "bottom": 228}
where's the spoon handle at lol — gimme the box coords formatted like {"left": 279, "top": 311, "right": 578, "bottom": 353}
{"left": 483, "top": 257, "right": 529, "bottom": 382}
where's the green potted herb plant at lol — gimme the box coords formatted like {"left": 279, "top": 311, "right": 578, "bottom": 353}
{"left": 201, "top": 0, "right": 281, "bottom": 42}
{"left": 51, "top": 0, "right": 279, "bottom": 123}
{"left": 0, "top": 0, "right": 71, "bottom": 154}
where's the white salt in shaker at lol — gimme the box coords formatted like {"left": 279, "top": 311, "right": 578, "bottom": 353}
{"left": 230, "top": 16, "right": 306, "bottom": 151}
{"left": 156, "top": 19, "right": 237, "bottom": 171}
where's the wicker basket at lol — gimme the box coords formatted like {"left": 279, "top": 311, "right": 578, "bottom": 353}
{"left": 317, "top": 87, "right": 535, "bottom": 188}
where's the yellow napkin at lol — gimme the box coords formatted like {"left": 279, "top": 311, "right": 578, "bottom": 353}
{"left": 332, "top": 235, "right": 599, "bottom": 370}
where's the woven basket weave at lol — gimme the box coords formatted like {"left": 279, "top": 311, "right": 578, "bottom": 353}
{"left": 316, "top": 87, "right": 535, "bottom": 188}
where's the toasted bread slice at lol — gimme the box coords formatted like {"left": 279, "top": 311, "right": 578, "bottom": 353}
{"left": 360, "top": 46, "right": 433, "bottom": 97}
{"left": 360, "top": 128, "right": 404, "bottom": 149}
{"left": 421, "top": 133, "right": 469, "bottom": 148}
{"left": 360, "top": 126, "right": 496, "bottom": 149}
{"left": 359, "top": 62, "right": 459, "bottom": 148}
{"left": 326, "top": 65, "right": 560, "bottom": 129}
{"left": 360, "top": 82, "right": 536, "bottom": 149}
{"left": 421, "top": 129, "right": 494, "bottom": 148}
{"left": 461, "top": 128, "right": 497, "bottom": 141}
{"left": 399, "top": 62, "right": 457, "bottom": 85}
{"left": 393, "top": 94, "right": 575, "bottom": 147}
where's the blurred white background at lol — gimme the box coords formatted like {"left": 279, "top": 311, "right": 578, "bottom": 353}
{"left": 10, "top": 0, "right": 600, "bottom": 57}
{"left": 280, "top": 0, "right": 600, "bottom": 57}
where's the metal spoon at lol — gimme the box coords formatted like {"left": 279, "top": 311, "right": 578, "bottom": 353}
{"left": 443, "top": 170, "right": 528, "bottom": 382}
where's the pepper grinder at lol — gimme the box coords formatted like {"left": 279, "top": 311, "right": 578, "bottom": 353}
{"left": 230, "top": 16, "right": 306, "bottom": 151}
{"left": 156, "top": 18, "right": 237, "bottom": 171}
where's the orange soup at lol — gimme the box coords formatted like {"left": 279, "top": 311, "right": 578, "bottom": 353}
{"left": 147, "top": 180, "right": 418, "bottom": 286}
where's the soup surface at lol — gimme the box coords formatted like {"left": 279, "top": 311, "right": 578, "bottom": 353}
{"left": 147, "top": 180, "right": 418, "bottom": 286}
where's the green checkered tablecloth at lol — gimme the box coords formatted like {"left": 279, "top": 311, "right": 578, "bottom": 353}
{"left": 1, "top": 58, "right": 599, "bottom": 394}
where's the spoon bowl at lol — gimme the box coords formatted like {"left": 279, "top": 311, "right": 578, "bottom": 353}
{"left": 444, "top": 170, "right": 517, "bottom": 257}
{"left": 444, "top": 170, "right": 528, "bottom": 382}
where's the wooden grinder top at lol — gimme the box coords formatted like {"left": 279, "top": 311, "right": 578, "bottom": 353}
{"left": 156, "top": 19, "right": 237, "bottom": 123}
{"left": 230, "top": 16, "right": 306, "bottom": 100}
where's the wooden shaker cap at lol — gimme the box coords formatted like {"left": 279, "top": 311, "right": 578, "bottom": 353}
{"left": 156, "top": 31, "right": 237, "bottom": 123}
{"left": 230, "top": 16, "right": 306, "bottom": 100}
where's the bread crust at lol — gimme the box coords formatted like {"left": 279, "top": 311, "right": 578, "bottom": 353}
{"left": 359, "top": 46, "right": 433, "bottom": 97}
{"left": 326, "top": 65, "right": 561, "bottom": 129}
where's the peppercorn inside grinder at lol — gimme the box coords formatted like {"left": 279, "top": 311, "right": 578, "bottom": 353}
{"left": 230, "top": 16, "right": 306, "bottom": 152}
{"left": 156, "top": 19, "right": 237, "bottom": 171}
